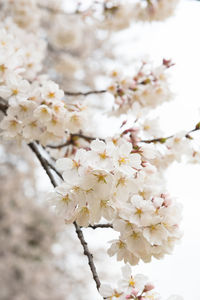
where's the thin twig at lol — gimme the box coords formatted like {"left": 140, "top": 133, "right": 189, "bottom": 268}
{"left": 72, "top": 133, "right": 104, "bottom": 141}
{"left": 74, "top": 222, "right": 101, "bottom": 290}
{"left": 47, "top": 133, "right": 105, "bottom": 149}
{"left": 46, "top": 140, "right": 72, "bottom": 149}
{"left": 64, "top": 89, "right": 107, "bottom": 97}
{"left": 46, "top": 160, "right": 63, "bottom": 179}
{"left": 87, "top": 223, "right": 113, "bottom": 229}
{"left": 29, "top": 143, "right": 57, "bottom": 187}
{"left": 140, "top": 125, "right": 200, "bottom": 144}
{"left": 140, "top": 135, "right": 173, "bottom": 144}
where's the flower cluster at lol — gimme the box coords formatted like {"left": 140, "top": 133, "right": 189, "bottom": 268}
{"left": 0, "top": 18, "right": 46, "bottom": 80}
{"left": 90, "top": 0, "right": 180, "bottom": 31}
{"left": 48, "top": 15, "right": 83, "bottom": 51}
{"left": 0, "top": 77, "right": 88, "bottom": 145}
{"left": 0, "top": 0, "right": 41, "bottom": 32}
{"left": 0, "top": 20, "right": 89, "bottom": 145}
{"left": 100, "top": 265, "right": 183, "bottom": 300}
{"left": 49, "top": 137, "right": 182, "bottom": 264}
{"left": 108, "top": 60, "right": 173, "bottom": 116}
{"left": 108, "top": 192, "right": 182, "bottom": 265}
{"left": 133, "top": 0, "right": 180, "bottom": 22}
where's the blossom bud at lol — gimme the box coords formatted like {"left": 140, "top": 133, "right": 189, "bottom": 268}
{"left": 131, "top": 288, "right": 138, "bottom": 296}
{"left": 143, "top": 284, "right": 155, "bottom": 292}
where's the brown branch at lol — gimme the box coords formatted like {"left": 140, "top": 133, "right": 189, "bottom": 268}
{"left": 87, "top": 223, "right": 113, "bottom": 229}
{"left": 140, "top": 124, "right": 200, "bottom": 144}
{"left": 64, "top": 89, "right": 107, "bottom": 97}
{"left": 46, "top": 140, "right": 72, "bottom": 149}
{"left": 72, "top": 133, "right": 104, "bottom": 141}
{"left": 29, "top": 143, "right": 58, "bottom": 187}
{"left": 74, "top": 222, "right": 101, "bottom": 290}
{"left": 46, "top": 160, "right": 63, "bottom": 180}
{"left": 0, "top": 99, "right": 8, "bottom": 115}
{"left": 28, "top": 142, "right": 101, "bottom": 291}
{"left": 140, "top": 136, "right": 173, "bottom": 144}
{"left": 47, "top": 133, "right": 105, "bottom": 149}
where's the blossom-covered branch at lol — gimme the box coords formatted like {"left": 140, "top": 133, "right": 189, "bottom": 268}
{"left": 141, "top": 123, "right": 200, "bottom": 144}
{"left": 28, "top": 142, "right": 102, "bottom": 291}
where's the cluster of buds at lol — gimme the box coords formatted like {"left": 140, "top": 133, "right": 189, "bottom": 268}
{"left": 108, "top": 60, "right": 173, "bottom": 116}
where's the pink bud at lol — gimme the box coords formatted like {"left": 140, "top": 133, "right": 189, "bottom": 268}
{"left": 144, "top": 284, "right": 155, "bottom": 292}
{"left": 125, "top": 295, "right": 132, "bottom": 299}
{"left": 131, "top": 288, "right": 138, "bottom": 296}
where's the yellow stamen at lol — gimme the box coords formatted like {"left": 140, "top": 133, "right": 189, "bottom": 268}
{"left": 51, "top": 118, "right": 58, "bottom": 126}
{"left": 144, "top": 125, "right": 150, "bottom": 131}
{"left": 129, "top": 276, "right": 135, "bottom": 287}
{"left": 0, "top": 64, "right": 6, "bottom": 72}
{"left": 94, "top": 173, "right": 107, "bottom": 183}
{"left": 20, "top": 105, "right": 28, "bottom": 112}
{"left": 150, "top": 225, "right": 156, "bottom": 231}
{"left": 132, "top": 232, "right": 139, "bottom": 239}
{"left": 111, "top": 70, "right": 118, "bottom": 77}
{"left": 30, "top": 121, "right": 37, "bottom": 128}
{"left": 53, "top": 105, "right": 60, "bottom": 113}
{"left": 116, "top": 177, "right": 126, "bottom": 187}
{"left": 70, "top": 114, "right": 79, "bottom": 123}
{"left": 81, "top": 207, "right": 89, "bottom": 213}
{"left": 100, "top": 199, "right": 108, "bottom": 208}
{"left": 48, "top": 92, "right": 55, "bottom": 98}
{"left": 62, "top": 194, "right": 70, "bottom": 203}
{"left": 118, "top": 157, "right": 127, "bottom": 165}
{"left": 72, "top": 160, "right": 80, "bottom": 169}
{"left": 12, "top": 89, "right": 18, "bottom": 95}
{"left": 99, "top": 151, "right": 108, "bottom": 160}
{"left": 135, "top": 208, "right": 143, "bottom": 216}
{"left": 41, "top": 107, "right": 48, "bottom": 114}
{"left": 10, "top": 120, "right": 18, "bottom": 127}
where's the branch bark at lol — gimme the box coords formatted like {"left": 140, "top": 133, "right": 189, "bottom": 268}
{"left": 0, "top": 99, "right": 8, "bottom": 115}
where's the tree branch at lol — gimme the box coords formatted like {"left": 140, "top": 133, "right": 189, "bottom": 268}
{"left": 87, "top": 223, "right": 113, "bottom": 229}
{"left": 46, "top": 160, "right": 63, "bottom": 180}
{"left": 29, "top": 143, "right": 58, "bottom": 187}
{"left": 47, "top": 133, "right": 105, "bottom": 149}
{"left": 74, "top": 222, "right": 101, "bottom": 290}
{"left": 0, "top": 99, "right": 8, "bottom": 115}
{"left": 64, "top": 89, "right": 107, "bottom": 97}
{"left": 28, "top": 142, "right": 102, "bottom": 291}
{"left": 140, "top": 124, "right": 200, "bottom": 144}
